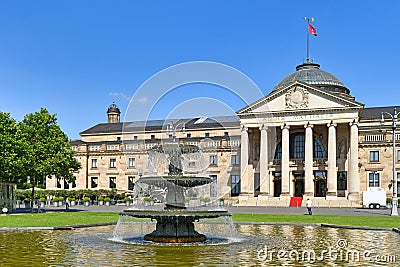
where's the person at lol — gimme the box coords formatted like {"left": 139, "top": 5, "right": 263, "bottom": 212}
{"left": 306, "top": 198, "right": 312, "bottom": 215}
{"left": 65, "top": 199, "right": 70, "bottom": 210}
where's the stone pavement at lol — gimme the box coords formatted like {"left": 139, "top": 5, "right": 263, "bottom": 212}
{"left": 17, "top": 203, "right": 393, "bottom": 217}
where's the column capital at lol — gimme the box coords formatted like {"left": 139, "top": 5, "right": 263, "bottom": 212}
{"left": 259, "top": 124, "right": 268, "bottom": 131}
{"left": 240, "top": 125, "right": 248, "bottom": 132}
{"left": 327, "top": 121, "right": 337, "bottom": 128}
{"left": 304, "top": 122, "right": 314, "bottom": 129}
{"left": 349, "top": 119, "right": 359, "bottom": 127}
{"left": 281, "top": 123, "right": 290, "bottom": 130}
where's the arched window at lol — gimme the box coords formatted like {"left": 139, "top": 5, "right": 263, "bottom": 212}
{"left": 274, "top": 133, "right": 326, "bottom": 159}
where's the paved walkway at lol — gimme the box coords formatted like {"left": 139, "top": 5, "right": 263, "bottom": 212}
{"left": 16, "top": 203, "right": 393, "bottom": 217}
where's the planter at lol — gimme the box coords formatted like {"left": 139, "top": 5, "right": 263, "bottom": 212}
{"left": 41, "top": 202, "right": 46, "bottom": 208}
{"left": 99, "top": 200, "right": 104, "bottom": 206}
{"left": 126, "top": 201, "right": 130, "bottom": 206}
{"left": 58, "top": 201, "right": 63, "bottom": 206}
{"left": 84, "top": 201, "right": 90, "bottom": 206}
{"left": 219, "top": 200, "right": 224, "bottom": 206}
{"left": 53, "top": 202, "right": 58, "bottom": 207}
{"left": 105, "top": 201, "right": 110, "bottom": 206}
{"left": 70, "top": 201, "right": 76, "bottom": 206}
{"left": 24, "top": 203, "right": 30, "bottom": 209}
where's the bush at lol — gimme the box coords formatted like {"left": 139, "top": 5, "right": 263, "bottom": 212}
{"left": 143, "top": 197, "right": 153, "bottom": 202}
{"left": 39, "top": 197, "right": 46, "bottom": 202}
{"left": 83, "top": 197, "right": 90, "bottom": 202}
{"left": 24, "top": 198, "right": 30, "bottom": 203}
{"left": 98, "top": 196, "right": 104, "bottom": 201}
{"left": 104, "top": 197, "right": 111, "bottom": 202}
{"left": 387, "top": 198, "right": 392, "bottom": 204}
{"left": 68, "top": 197, "right": 75, "bottom": 201}
{"left": 124, "top": 197, "right": 130, "bottom": 202}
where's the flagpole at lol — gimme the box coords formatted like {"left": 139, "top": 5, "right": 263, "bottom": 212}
{"left": 305, "top": 17, "right": 314, "bottom": 63}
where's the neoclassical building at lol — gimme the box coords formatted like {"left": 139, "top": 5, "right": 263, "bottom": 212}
{"left": 47, "top": 62, "right": 400, "bottom": 207}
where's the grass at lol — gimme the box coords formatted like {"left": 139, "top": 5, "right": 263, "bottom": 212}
{"left": 0, "top": 212, "right": 398, "bottom": 229}
{"left": 0, "top": 212, "right": 119, "bottom": 227}
{"left": 232, "top": 214, "right": 400, "bottom": 229}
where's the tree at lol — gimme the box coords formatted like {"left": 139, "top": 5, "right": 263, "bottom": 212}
{"left": 18, "top": 108, "right": 80, "bottom": 212}
{"left": 0, "top": 112, "right": 23, "bottom": 183}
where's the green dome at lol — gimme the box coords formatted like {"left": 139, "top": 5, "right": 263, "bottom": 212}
{"left": 273, "top": 62, "right": 350, "bottom": 94}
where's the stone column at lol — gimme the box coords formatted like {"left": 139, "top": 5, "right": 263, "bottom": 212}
{"left": 304, "top": 123, "right": 314, "bottom": 196}
{"left": 259, "top": 124, "right": 269, "bottom": 196}
{"left": 327, "top": 122, "right": 337, "bottom": 199}
{"left": 348, "top": 121, "right": 360, "bottom": 201}
{"left": 280, "top": 124, "right": 290, "bottom": 197}
{"left": 240, "top": 125, "right": 249, "bottom": 194}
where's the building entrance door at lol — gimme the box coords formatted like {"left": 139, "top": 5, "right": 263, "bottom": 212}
{"left": 273, "top": 172, "right": 281, "bottom": 197}
{"left": 293, "top": 172, "right": 305, "bottom": 197}
{"left": 314, "top": 171, "right": 327, "bottom": 197}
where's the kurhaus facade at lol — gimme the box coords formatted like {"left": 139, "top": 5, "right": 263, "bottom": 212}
{"left": 47, "top": 62, "right": 400, "bottom": 207}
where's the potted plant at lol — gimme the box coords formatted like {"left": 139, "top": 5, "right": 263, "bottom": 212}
{"left": 58, "top": 197, "right": 64, "bottom": 207}
{"left": 52, "top": 197, "right": 59, "bottom": 207}
{"left": 68, "top": 197, "right": 76, "bottom": 206}
{"left": 98, "top": 196, "right": 104, "bottom": 206}
{"left": 124, "top": 196, "right": 131, "bottom": 206}
{"left": 218, "top": 197, "right": 224, "bottom": 206}
{"left": 24, "top": 198, "right": 30, "bottom": 208}
{"left": 104, "top": 197, "right": 111, "bottom": 206}
{"left": 39, "top": 197, "right": 46, "bottom": 208}
{"left": 143, "top": 197, "right": 153, "bottom": 206}
{"left": 83, "top": 197, "right": 91, "bottom": 206}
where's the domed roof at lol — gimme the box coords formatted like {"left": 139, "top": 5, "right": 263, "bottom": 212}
{"left": 107, "top": 102, "right": 120, "bottom": 114}
{"left": 273, "top": 62, "right": 350, "bottom": 94}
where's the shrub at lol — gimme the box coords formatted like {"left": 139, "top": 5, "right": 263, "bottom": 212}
{"left": 143, "top": 197, "right": 153, "bottom": 202}
{"left": 39, "top": 197, "right": 46, "bottom": 202}
{"left": 24, "top": 198, "right": 30, "bottom": 203}
{"left": 83, "top": 197, "right": 90, "bottom": 202}
{"left": 104, "top": 197, "right": 111, "bottom": 202}
{"left": 124, "top": 197, "right": 131, "bottom": 202}
{"left": 98, "top": 196, "right": 104, "bottom": 201}
{"left": 68, "top": 197, "right": 75, "bottom": 201}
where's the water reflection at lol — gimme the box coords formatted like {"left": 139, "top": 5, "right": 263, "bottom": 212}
{"left": 0, "top": 225, "right": 398, "bottom": 266}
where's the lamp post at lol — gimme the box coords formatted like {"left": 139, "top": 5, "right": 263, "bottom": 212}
{"left": 381, "top": 107, "right": 399, "bottom": 216}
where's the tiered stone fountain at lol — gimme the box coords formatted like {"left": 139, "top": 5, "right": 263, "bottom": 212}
{"left": 120, "top": 144, "right": 231, "bottom": 243}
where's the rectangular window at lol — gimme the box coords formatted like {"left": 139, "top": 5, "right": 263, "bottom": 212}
{"left": 368, "top": 172, "right": 380, "bottom": 187}
{"left": 151, "top": 135, "right": 155, "bottom": 139}
{"left": 369, "top": 151, "right": 379, "bottom": 162}
{"left": 91, "top": 177, "right": 98, "bottom": 188}
{"left": 91, "top": 158, "right": 98, "bottom": 169}
{"left": 205, "top": 132, "right": 210, "bottom": 137}
{"left": 72, "top": 179, "right": 76, "bottom": 188}
{"left": 231, "top": 175, "right": 240, "bottom": 196}
{"left": 109, "top": 177, "right": 116, "bottom": 189}
{"left": 398, "top": 150, "right": 400, "bottom": 162}
{"left": 187, "top": 133, "right": 191, "bottom": 138}
{"left": 210, "top": 155, "right": 218, "bottom": 165}
{"left": 128, "top": 158, "right": 136, "bottom": 168}
{"left": 134, "top": 136, "right": 138, "bottom": 140}
{"left": 56, "top": 178, "right": 62, "bottom": 189}
{"left": 209, "top": 175, "right": 218, "bottom": 197}
{"left": 64, "top": 179, "right": 69, "bottom": 190}
{"left": 188, "top": 160, "right": 196, "bottom": 167}
{"left": 110, "top": 158, "right": 116, "bottom": 168}
{"left": 231, "top": 155, "right": 239, "bottom": 165}
{"left": 128, "top": 176, "right": 135, "bottom": 191}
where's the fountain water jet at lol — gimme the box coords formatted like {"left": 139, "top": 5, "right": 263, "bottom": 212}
{"left": 117, "top": 144, "right": 232, "bottom": 243}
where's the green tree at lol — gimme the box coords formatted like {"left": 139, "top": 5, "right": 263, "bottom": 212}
{"left": 18, "top": 108, "right": 80, "bottom": 212}
{"left": 0, "top": 112, "right": 23, "bottom": 183}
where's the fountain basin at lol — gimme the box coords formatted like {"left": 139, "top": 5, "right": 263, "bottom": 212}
{"left": 121, "top": 209, "right": 231, "bottom": 243}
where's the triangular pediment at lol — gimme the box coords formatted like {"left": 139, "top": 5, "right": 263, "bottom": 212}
{"left": 237, "top": 81, "right": 363, "bottom": 116}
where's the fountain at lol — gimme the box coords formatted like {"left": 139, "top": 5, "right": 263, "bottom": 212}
{"left": 118, "top": 143, "right": 232, "bottom": 243}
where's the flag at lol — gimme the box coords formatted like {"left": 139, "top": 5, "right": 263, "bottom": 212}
{"left": 308, "top": 23, "right": 317, "bottom": 36}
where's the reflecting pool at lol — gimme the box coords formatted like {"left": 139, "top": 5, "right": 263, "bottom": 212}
{"left": 0, "top": 224, "right": 398, "bottom": 266}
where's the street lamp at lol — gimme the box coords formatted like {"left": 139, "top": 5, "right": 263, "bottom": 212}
{"left": 381, "top": 107, "right": 399, "bottom": 216}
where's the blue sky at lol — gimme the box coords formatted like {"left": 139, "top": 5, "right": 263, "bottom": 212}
{"left": 0, "top": 1, "right": 399, "bottom": 139}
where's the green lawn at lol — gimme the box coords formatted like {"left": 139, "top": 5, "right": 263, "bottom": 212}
{"left": 0, "top": 212, "right": 398, "bottom": 229}
{"left": 232, "top": 214, "right": 400, "bottom": 229}
{"left": 0, "top": 212, "right": 119, "bottom": 227}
